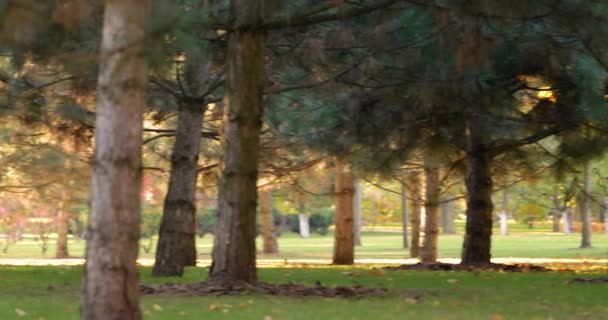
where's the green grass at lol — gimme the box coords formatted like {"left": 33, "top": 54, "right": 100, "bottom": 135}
{"left": 2, "top": 231, "right": 608, "bottom": 260}
{"left": 0, "top": 265, "right": 607, "bottom": 320}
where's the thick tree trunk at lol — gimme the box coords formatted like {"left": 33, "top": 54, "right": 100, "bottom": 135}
{"left": 408, "top": 172, "right": 422, "bottom": 258}
{"left": 563, "top": 209, "right": 572, "bottom": 234}
{"left": 333, "top": 158, "right": 355, "bottom": 265}
{"left": 580, "top": 161, "right": 592, "bottom": 248}
{"left": 82, "top": 1, "right": 148, "bottom": 319}
{"left": 421, "top": 154, "right": 440, "bottom": 264}
{"left": 401, "top": 182, "right": 408, "bottom": 249}
{"left": 498, "top": 189, "right": 509, "bottom": 236}
{"left": 209, "top": 0, "right": 264, "bottom": 283}
{"left": 153, "top": 103, "right": 204, "bottom": 276}
{"left": 259, "top": 188, "right": 278, "bottom": 254}
{"left": 353, "top": 180, "right": 362, "bottom": 246}
{"left": 461, "top": 114, "right": 494, "bottom": 266}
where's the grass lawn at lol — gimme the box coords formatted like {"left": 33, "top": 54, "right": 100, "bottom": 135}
{"left": 2, "top": 231, "right": 608, "bottom": 260}
{"left": 0, "top": 265, "right": 607, "bottom": 320}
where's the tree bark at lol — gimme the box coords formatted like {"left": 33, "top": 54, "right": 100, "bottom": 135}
{"left": 82, "top": 1, "right": 148, "bottom": 319}
{"left": 401, "top": 182, "right": 409, "bottom": 249}
{"left": 461, "top": 112, "right": 494, "bottom": 266}
{"left": 408, "top": 172, "right": 422, "bottom": 258}
{"left": 152, "top": 102, "right": 204, "bottom": 276}
{"left": 209, "top": 0, "right": 265, "bottom": 283}
{"left": 353, "top": 179, "right": 362, "bottom": 246}
{"left": 259, "top": 188, "right": 278, "bottom": 254}
{"left": 580, "top": 161, "right": 592, "bottom": 248}
{"left": 333, "top": 158, "right": 355, "bottom": 265}
{"left": 421, "top": 153, "right": 440, "bottom": 264}
{"left": 55, "top": 188, "right": 71, "bottom": 259}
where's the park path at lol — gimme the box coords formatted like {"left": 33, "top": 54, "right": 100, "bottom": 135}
{"left": 0, "top": 257, "right": 606, "bottom": 266}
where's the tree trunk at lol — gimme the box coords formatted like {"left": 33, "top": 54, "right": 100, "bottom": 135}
{"left": 259, "top": 188, "right": 278, "bottom": 254}
{"left": 563, "top": 209, "right": 572, "bottom": 234}
{"left": 551, "top": 209, "right": 560, "bottom": 232}
{"left": 408, "top": 172, "right": 422, "bottom": 258}
{"left": 604, "top": 196, "right": 608, "bottom": 234}
{"left": 441, "top": 197, "right": 456, "bottom": 234}
{"left": 82, "top": 1, "right": 148, "bottom": 319}
{"left": 55, "top": 188, "right": 71, "bottom": 259}
{"left": 298, "top": 214, "right": 310, "bottom": 237}
{"left": 498, "top": 189, "right": 509, "bottom": 236}
{"left": 209, "top": 0, "right": 264, "bottom": 283}
{"left": 461, "top": 113, "right": 494, "bottom": 266}
{"left": 152, "top": 102, "right": 204, "bottom": 277}
{"left": 421, "top": 154, "right": 440, "bottom": 264}
{"left": 353, "top": 179, "right": 362, "bottom": 246}
{"left": 401, "top": 182, "right": 409, "bottom": 249}
{"left": 333, "top": 158, "right": 355, "bottom": 265}
{"left": 580, "top": 161, "right": 592, "bottom": 248}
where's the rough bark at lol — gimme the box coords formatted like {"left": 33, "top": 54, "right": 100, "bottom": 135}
{"left": 55, "top": 188, "right": 71, "bottom": 259}
{"left": 421, "top": 154, "right": 440, "bottom": 264}
{"left": 333, "top": 158, "right": 355, "bottom": 265}
{"left": 401, "top": 182, "right": 409, "bottom": 249}
{"left": 498, "top": 189, "right": 509, "bottom": 236}
{"left": 153, "top": 103, "right": 204, "bottom": 276}
{"left": 408, "top": 172, "right": 422, "bottom": 258}
{"left": 580, "top": 161, "right": 592, "bottom": 248}
{"left": 82, "top": 1, "right": 148, "bottom": 319}
{"left": 209, "top": 0, "right": 264, "bottom": 283}
{"left": 353, "top": 179, "right": 362, "bottom": 246}
{"left": 259, "top": 188, "right": 278, "bottom": 254}
{"left": 461, "top": 112, "right": 494, "bottom": 266}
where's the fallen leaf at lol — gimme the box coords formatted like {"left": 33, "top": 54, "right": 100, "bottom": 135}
{"left": 208, "top": 303, "right": 220, "bottom": 311}
{"left": 368, "top": 269, "right": 386, "bottom": 277}
{"left": 342, "top": 271, "right": 361, "bottom": 277}
{"left": 447, "top": 279, "right": 458, "bottom": 284}
{"left": 405, "top": 297, "right": 420, "bottom": 305}
{"left": 264, "top": 316, "right": 273, "bottom": 320}
{"left": 15, "top": 308, "right": 26, "bottom": 317}
{"left": 490, "top": 314, "right": 504, "bottom": 320}
{"left": 152, "top": 304, "right": 163, "bottom": 311}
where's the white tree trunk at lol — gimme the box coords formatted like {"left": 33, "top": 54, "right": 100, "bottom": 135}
{"left": 563, "top": 209, "right": 571, "bottom": 234}
{"left": 353, "top": 180, "right": 362, "bottom": 246}
{"left": 499, "top": 211, "right": 508, "bottom": 236}
{"left": 298, "top": 214, "right": 310, "bottom": 238}
{"left": 82, "top": 1, "right": 149, "bottom": 318}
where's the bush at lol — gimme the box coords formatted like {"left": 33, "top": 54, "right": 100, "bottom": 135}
{"left": 309, "top": 209, "right": 334, "bottom": 235}
{"left": 196, "top": 208, "right": 217, "bottom": 238}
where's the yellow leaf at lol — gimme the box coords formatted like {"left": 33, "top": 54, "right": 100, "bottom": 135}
{"left": 152, "top": 304, "right": 163, "bottom": 311}
{"left": 447, "top": 279, "right": 458, "bottom": 284}
{"left": 490, "top": 314, "right": 504, "bottom": 320}
{"left": 208, "top": 303, "right": 220, "bottom": 311}
{"left": 405, "top": 297, "right": 419, "bottom": 305}
{"left": 264, "top": 316, "right": 274, "bottom": 320}
{"left": 15, "top": 308, "right": 26, "bottom": 317}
